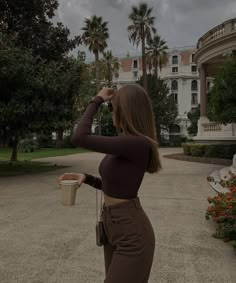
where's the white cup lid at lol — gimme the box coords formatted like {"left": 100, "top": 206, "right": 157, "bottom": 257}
{"left": 60, "top": 180, "right": 78, "bottom": 185}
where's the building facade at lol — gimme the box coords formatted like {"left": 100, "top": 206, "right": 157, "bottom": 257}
{"left": 113, "top": 47, "right": 206, "bottom": 138}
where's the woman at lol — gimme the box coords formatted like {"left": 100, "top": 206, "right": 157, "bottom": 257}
{"left": 59, "top": 84, "right": 162, "bottom": 283}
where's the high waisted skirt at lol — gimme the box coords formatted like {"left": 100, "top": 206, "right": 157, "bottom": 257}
{"left": 101, "top": 197, "right": 155, "bottom": 283}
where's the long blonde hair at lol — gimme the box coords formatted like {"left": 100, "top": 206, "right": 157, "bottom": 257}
{"left": 112, "top": 84, "right": 162, "bottom": 173}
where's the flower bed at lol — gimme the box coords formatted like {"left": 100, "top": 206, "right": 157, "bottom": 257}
{"left": 206, "top": 173, "right": 236, "bottom": 252}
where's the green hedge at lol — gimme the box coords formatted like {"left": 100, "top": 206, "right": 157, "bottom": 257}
{"left": 182, "top": 143, "right": 236, "bottom": 159}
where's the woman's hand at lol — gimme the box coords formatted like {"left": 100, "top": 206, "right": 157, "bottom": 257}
{"left": 58, "top": 173, "right": 86, "bottom": 189}
{"left": 97, "top": 88, "right": 115, "bottom": 102}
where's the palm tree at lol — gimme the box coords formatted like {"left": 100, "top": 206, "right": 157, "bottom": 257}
{"left": 146, "top": 35, "right": 168, "bottom": 79}
{"left": 81, "top": 15, "right": 109, "bottom": 93}
{"left": 101, "top": 50, "right": 120, "bottom": 87}
{"left": 81, "top": 15, "right": 109, "bottom": 135}
{"left": 127, "top": 3, "right": 156, "bottom": 90}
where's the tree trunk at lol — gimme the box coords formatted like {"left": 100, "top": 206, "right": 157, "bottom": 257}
{"left": 108, "top": 63, "right": 112, "bottom": 87}
{"left": 95, "top": 51, "right": 100, "bottom": 93}
{"left": 10, "top": 135, "right": 18, "bottom": 161}
{"left": 154, "top": 64, "right": 158, "bottom": 80}
{"left": 141, "top": 27, "right": 147, "bottom": 91}
{"left": 95, "top": 51, "right": 101, "bottom": 135}
{"left": 154, "top": 55, "right": 158, "bottom": 79}
{"left": 56, "top": 129, "right": 64, "bottom": 148}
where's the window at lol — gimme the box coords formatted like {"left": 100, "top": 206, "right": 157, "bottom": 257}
{"left": 133, "top": 71, "right": 138, "bottom": 79}
{"left": 191, "top": 93, "right": 198, "bottom": 105}
{"left": 191, "top": 54, "right": 195, "bottom": 62}
{"left": 191, "top": 80, "right": 198, "bottom": 91}
{"left": 172, "top": 67, "right": 178, "bottom": 73}
{"left": 133, "top": 60, "right": 138, "bottom": 69}
{"left": 172, "top": 93, "right": 178, "bottom": 104}
{"left": 171, "top": 80, "right": 178, "bottom": 91}
{"left": 191, "top": 65, "right": 197, "bottom": 73}
{"left": 172, "top": 55, "right": 178, "bottom": 65}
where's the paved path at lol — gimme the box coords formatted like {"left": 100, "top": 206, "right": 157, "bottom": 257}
{"left": 0, "top": 148, "right": 235, "bottom": 283}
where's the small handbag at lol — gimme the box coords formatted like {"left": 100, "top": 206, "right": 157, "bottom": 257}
{"left": 95, "top": 190, "right": 107, "bottom": 247}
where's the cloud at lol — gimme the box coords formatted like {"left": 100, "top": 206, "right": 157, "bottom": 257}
{"left": 54, "top": 0, "right": 236, "bottom": 58}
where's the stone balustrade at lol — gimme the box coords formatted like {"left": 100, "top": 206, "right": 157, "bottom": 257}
{"left": 202, "top": 122, "right": 222, "bottom": 132}
{"left": 197, "top": 19, "right": 236, "bottom": 49}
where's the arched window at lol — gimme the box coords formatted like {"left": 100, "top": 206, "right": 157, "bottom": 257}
{"left": 171, "top": 80, "right": 178, "bottom": 91}
{"left": 169, "top": 124, "right": 180, "bottom": 134}
{"left": 191, "top": 80, "right": 198, "bottom": 91}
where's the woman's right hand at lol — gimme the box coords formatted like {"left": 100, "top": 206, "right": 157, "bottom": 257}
{"left": 97, "top": 88, "right": 115, "bottom": 102}
{"left": 58, "top": 173, "right": 86, "bottom": 189}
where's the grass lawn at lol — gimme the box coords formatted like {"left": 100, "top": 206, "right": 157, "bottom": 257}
{"left": 0, "top": 147, "right": 88, "bottom": 177}
{"left": 0, "top": 147, "right": 89, "bottom": 161}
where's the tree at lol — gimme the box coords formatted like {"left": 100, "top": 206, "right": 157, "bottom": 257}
{"left": 81, "top": 15, "right": 109, "bottom": 93}
{"left": 128, "top": 3, "right": 156, "bottom": 90}
{"left": 81, "top": 15, "right": 109, "bottom": 134}
{"left": 35, "top": 58, "right": 81, "bottom": 148}
{"left": 0, "top": 33, "right": 81, "bottom": 159}
{"left": 76, "top": 54, "right": 97, "bottom": 118}
{"left": 0, "top": 33, "right": 42, "bottom": 161}
{"left": 208, "top": 58, "right": 236, "bottom": 124}
{"left": 146, "top": 35, "right": 168, "bottom": 79}
{"left": 100, "top": 104, "right": 117, "bottom": 136}
{"left": 138, "top": 74, "right": 178, "bottom": 141}
{"left": 101, "top": 50, "right": 120, "bottom": 87}
{"left": 0, "top": 0, "right": 79, "bottom": 61}
{"left": 187, "top": 105, "right": 200, "bottom": 136}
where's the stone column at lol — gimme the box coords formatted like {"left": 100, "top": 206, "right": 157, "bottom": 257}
{"left": 200, "top": 64, "right": 207, "bottom": 117}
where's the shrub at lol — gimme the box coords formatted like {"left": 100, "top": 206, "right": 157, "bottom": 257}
{"left": 18, "top": 138, "right": 39, "bottom": 153}
{"left": 37, "top": 133, "right": 55, "bottom": 148}
{"left": 63, "top": 135, "right": 75, "bottom": 148}
{"left": 182, "top": 143, "right": 236, "bottom": 159}
{"left": 189, "top": 144, "right": 207, "bottom": 156}
{"left": 182, "top": 143, "right": 191, "bottom": 155}
{"left": 206, "top": 174, "right": 236, "bottom": 251}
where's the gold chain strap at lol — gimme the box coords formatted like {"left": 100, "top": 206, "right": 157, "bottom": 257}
{"left": 96, "top": 190, "right": 103, "bottom": 224}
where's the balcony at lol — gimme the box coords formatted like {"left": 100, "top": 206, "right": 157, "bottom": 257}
{"left": 197, "top": 19, "right": 236, "bottom": 49}
{"left": 194, "top": 18, "right": 236, "bottom": 74}
{"left": 196, "top": 118, "right": 236, "bottom": 141}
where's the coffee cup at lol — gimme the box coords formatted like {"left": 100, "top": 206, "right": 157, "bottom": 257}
{"left": 60, "top": 180, "right": 78, "bottom": 206}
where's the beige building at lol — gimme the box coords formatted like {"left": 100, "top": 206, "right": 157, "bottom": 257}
{"left": 114, "top": 18, "right": 236, "bottom": 142}
{"left": 113, "top": 47, "right": 202, "bottom": 139}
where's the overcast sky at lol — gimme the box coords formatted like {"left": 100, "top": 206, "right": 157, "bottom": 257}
{"left": 54, "top": 0, "right": 236, "bottom": 59}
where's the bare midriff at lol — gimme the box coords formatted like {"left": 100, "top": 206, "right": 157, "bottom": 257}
{"left": 103, "top": 193, "right": 130, "bottom": 206}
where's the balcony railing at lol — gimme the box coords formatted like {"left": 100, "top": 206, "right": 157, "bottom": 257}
{"left": 197, "top": 19, "right": 236, "bottom": 49}
{"left": 202, "top": 122, "right": 222, "bottom": 132}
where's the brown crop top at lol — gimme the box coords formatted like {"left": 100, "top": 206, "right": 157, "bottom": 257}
{"left": 71, "top": 96, "right": 151, "bottom": 199}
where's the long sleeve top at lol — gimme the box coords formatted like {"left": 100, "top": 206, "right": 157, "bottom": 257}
{"left": 71, "top": 96, "right": 151, "bottom": 199}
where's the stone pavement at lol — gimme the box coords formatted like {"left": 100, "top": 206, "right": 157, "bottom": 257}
{"left": 0, "top": 148, "right": 235, "bottom": 283}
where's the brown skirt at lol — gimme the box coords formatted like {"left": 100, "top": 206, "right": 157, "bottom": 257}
{"left": 101, "top": 197, "right": 155, "bottom": 283}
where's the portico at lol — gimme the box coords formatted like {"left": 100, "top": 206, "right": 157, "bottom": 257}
{"left": 194, "top": 18, "right": 236, "bottom": 142}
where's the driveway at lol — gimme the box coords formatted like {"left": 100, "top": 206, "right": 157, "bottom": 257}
{"left": 0, "top": 148, "right": 235, "bottom": 283}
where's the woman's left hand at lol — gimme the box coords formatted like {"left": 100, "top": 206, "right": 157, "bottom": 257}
{"left": 58, "top": 173, "right": 86, "bottom": 189}
{"left": 97, "top": 88, "right": 115, "bottom": 102}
